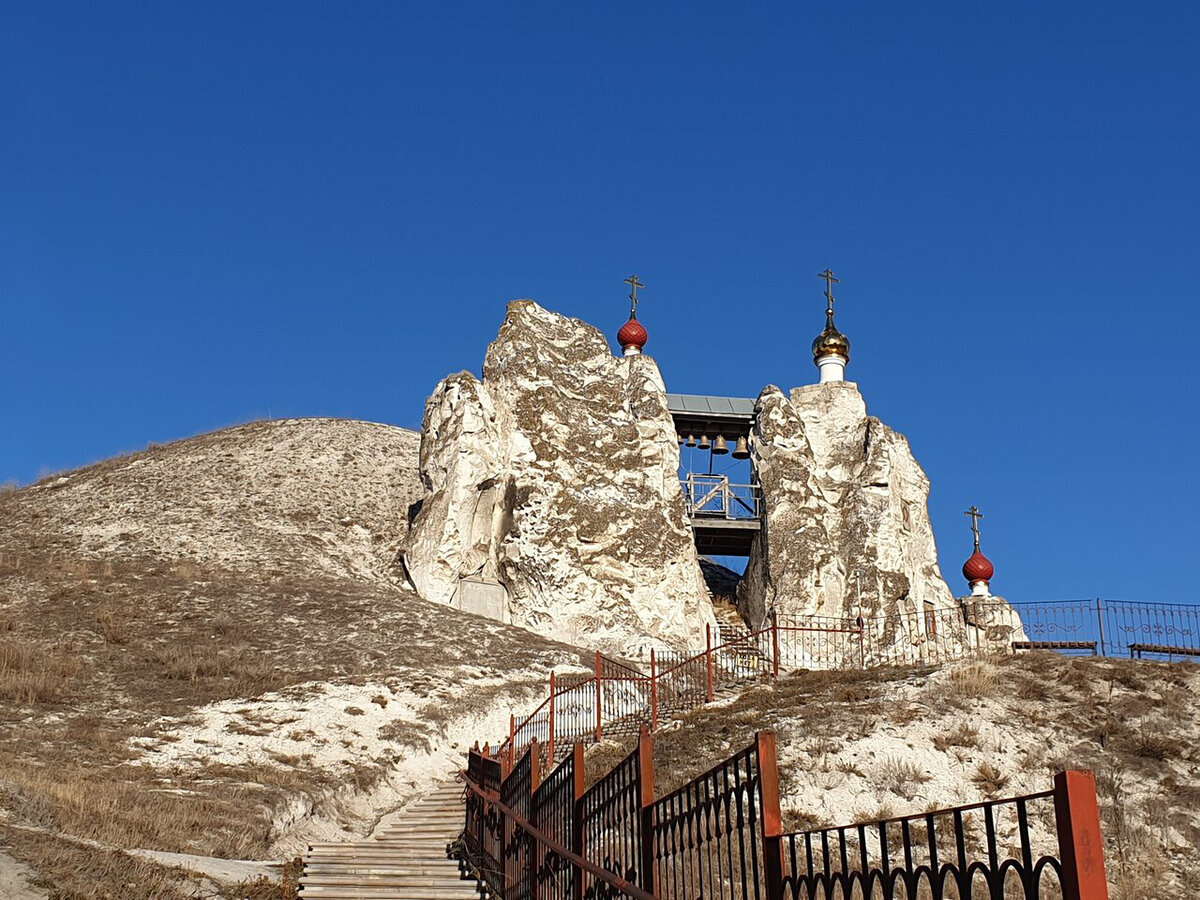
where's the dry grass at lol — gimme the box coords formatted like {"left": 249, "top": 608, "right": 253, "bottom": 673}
{"left": 970, "top": 760, "right": 1010, "bottom": 798}
{"left": 946, "top": 661, "right": 1001, "bottom": 702}
{"left": 0, "top": 639, "right": 81, "bottom": 704}
{"left": 94, "top": 598, "right": 134, "bottom": 644}
{"left": 932, "top": 720, "right": 980, "bottom": 752}
{"left": 876, "top": 757, "right": 931, "bottom": 800}
{"left": 0, "top": 826, "right": 203, "bottom": 900}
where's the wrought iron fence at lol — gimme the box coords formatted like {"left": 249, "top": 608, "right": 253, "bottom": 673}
{"left": 1010, "top": 598, "right": 1200, "bottom": 660}
{"left": 461, "top": 734, "right": 1110, "bottom": 900}
{"left": 648, "top": 733, "right": 777, "bottom": 900}
{"left": 778, "top": 771, "right": 1108, "bottom": 900}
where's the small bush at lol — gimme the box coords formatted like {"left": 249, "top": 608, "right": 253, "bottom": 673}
{"left": 932, "top": 721, "right": 981, "bottom": 752}
{"left": 876, "top": 757, "right": 931, "bottom": 800}
{"left": 971, "top": 761, "right": 1010, "bottom": 798}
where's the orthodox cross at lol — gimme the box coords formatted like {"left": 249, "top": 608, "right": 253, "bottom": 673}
{"left": 817, "top": 268, "right": 840, "bottom": 317}
{"left": 624, "top": 274, "right": 645, "bottom": 318}
{"left": 964, "top": 506, "right": 984, "bottom": 551}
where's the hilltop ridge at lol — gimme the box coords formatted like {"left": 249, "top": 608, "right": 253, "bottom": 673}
{"left": 2, "top": 417, "right": 422, "bottom": 584}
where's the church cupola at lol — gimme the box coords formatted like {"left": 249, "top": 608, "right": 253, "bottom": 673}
{"left": 812, "top": 268, "right": 850, "bottom": 383}
{"left": 962, "top": 505, "right": 995, "bottom": 596}
{"left": 617, "top": 274, "right": 648, "bottom": 356}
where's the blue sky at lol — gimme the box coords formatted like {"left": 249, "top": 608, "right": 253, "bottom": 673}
{"left": 2, "top": 3, "right": 1197, "bottom": 603}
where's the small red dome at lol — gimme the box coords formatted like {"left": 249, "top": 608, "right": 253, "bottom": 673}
{"left": 962, "top": 551, "right": 995, "bottom": 585}
{"left": 618, "top": 317, "right": 648, "bottom": 351}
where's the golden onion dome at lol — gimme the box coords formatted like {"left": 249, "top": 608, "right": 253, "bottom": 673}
{"left": 812, "top": 316, "right": 850, "bottom": 364}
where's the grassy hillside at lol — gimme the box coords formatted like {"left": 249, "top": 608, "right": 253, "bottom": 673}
{"left": 0, "top": 419, "right": 588, "bottom": 899}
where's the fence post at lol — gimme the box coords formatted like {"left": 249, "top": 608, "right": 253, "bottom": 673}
{"left": 595, "top": 651, "right": 604, "bottom": 742}
{"left": 528, "top": 738, "right": 541, "bottom": 900}
{"left": 508, "top": 715, "right": 516, "bottom": 775}
{"left": 706, "top": 623, "right": 716, "bottom": 702}
{"left": 1095, "top": 598, "right": 1107, "bottom": 657}
{"left": 548, "top": 671, "right": 556, "bottom": 765}
{"left": 857, "top": 614, "right": 866, "bottom": 670}
{"left": 757, "top": 731, "right": 786, "bottom": 897}
{"left": 571, "top": 743, "right": 586, "bottom": 900}
{"left": 649, "top": 649, "right": 659, "bottom": 731}
{"left": 771, "top": 609, "right": 781, "bottom": 678}
{"left": 1054, "top": 770, "right": 1110, "bottom": 900}
{"left": 637, "top": 727, "right": 656, "bottom": 895}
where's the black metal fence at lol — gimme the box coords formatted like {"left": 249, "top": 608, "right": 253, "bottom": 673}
{"left": 460, "top": 734, "right": 1110, "bottom": 900}
{"left": 778, "top": 770, "right": 1108, "bottom": 900}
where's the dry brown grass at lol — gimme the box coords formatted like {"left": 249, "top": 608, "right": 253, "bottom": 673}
{"left": 94, "top": 598, "right": 134, "bottom": 644}
{"left": 932, "top": 720, "right": 980, "bottom": 752}
{"left": 876, "top": 757, "right": 931, "bottom": 800}
{"left": 0, "top": 826, "right": 202, "bottom": 900}
{"left": 946, "top": 661, "right": 1001, "bottom": 702}
{"left": 970, "top": 760, "right": 1010, "bottom": 798}
{"left": 0, "top": 639, "right": 81, "bottom": 704}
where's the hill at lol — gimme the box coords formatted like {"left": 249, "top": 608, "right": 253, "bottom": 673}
{"left": 587, "top": 652, "right": 1200, "bottom": 900}
{"left": 0, "top": 419, "right": 589, "bottom": 898}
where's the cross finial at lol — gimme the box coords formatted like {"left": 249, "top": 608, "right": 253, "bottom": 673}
{"left": 817, "top": 268, "right": 840, "bottom": 320}
{"left": 624, "top": 274, "right": 644, "bottom": 318}
{"left": 964, "top": 505, "right": 984, "bottom": 551}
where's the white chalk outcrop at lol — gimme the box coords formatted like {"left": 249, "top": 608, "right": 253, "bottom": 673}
{"left": 403, "top": 300, "right": 715, "bottom": 655}
{"left": 739, "top": 381, "right": 1010, "bottom": 660}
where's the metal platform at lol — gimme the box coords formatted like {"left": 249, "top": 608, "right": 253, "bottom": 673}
{"left": 690, "top": 517, "right": 761, "bottom": 555}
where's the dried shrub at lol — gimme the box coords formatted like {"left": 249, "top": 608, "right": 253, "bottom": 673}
{"left": 947, "top": 662, "right": 1000, "bottom": 701}
{"left": 876, "top": 757, "right": 931, "bottom": 800}
{"left": 971, "top": 761, "right": 1010, "bottom": 798}
{"left": 932, "top": 721, "right": 980, "bottom": 752}
{"left": 1121, "top": 729, "right": 1185, "bottom": 762}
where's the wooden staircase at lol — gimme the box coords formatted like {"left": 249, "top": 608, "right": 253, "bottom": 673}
{"left": 299, "top": 780, "right": 477, "bottom": 900}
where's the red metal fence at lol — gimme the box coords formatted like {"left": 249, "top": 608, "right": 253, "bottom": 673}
{"left": 501, "top": 619, "right": 844, "bottom": 770}
{"left": 499, "top": 600, "right": 1198, "bottom": 774}
{"left": 460, "top": 732, "right": 1110, "bottom": 900}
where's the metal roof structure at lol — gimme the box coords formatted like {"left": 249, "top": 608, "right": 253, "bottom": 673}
{"left": 665, "top": 393, "right": 756, "bottom": 420}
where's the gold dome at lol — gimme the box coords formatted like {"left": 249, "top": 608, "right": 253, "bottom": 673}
{"left": 812, "top": 317, "right": 850, "bottom": 364}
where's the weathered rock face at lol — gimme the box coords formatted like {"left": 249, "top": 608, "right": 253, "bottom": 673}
{"left": 404, "top": 300, "right": 715, "bottom": 655}
{"left": 739, "top": 381, "right": 972, "bottom": 660}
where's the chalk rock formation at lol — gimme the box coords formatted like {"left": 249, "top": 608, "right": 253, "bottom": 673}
{"left": 739, "top": 382, "right": 966, "bottom": 659}
{"left": 404, "top": 300, "right": 714, "bottom": 655}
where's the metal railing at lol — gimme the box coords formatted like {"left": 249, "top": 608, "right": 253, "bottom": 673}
{"left": 499, "top": 620, "right": 857, "bottom": 769}
{"left": 778, "top": 771, "right": 1108, "bottom": 900}
{"left": 681, "top": 474, "right": 761, "bottom": 520}
{"left": 497, "top": 599, "right": 1198, "bottom": 773}
{"left": 461, "top": 733, "right": 1111, "bottom": 900}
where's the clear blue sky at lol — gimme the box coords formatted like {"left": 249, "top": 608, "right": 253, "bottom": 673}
{"left": 3, "top": 3, "right": 1197, "bottom": 603}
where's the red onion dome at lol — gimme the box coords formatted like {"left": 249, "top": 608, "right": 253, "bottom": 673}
{"left": 617, "top": 317, "right": 648, "bottom": 351}
{"left": 962, "top": 551, "right": 995, "bottom": 585}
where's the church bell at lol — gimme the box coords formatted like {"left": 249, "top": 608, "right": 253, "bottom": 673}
{"left": 732, "top": 435, "right": 751, "bottom": 460}
{"left": 698, "top": 435, "right": 711, "bottom": 450}
{"left": 712, "top": 435, "right": 729, "bottom": 455}
{"left": 685, "top": 434, "right": 696, "bottom": 447}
